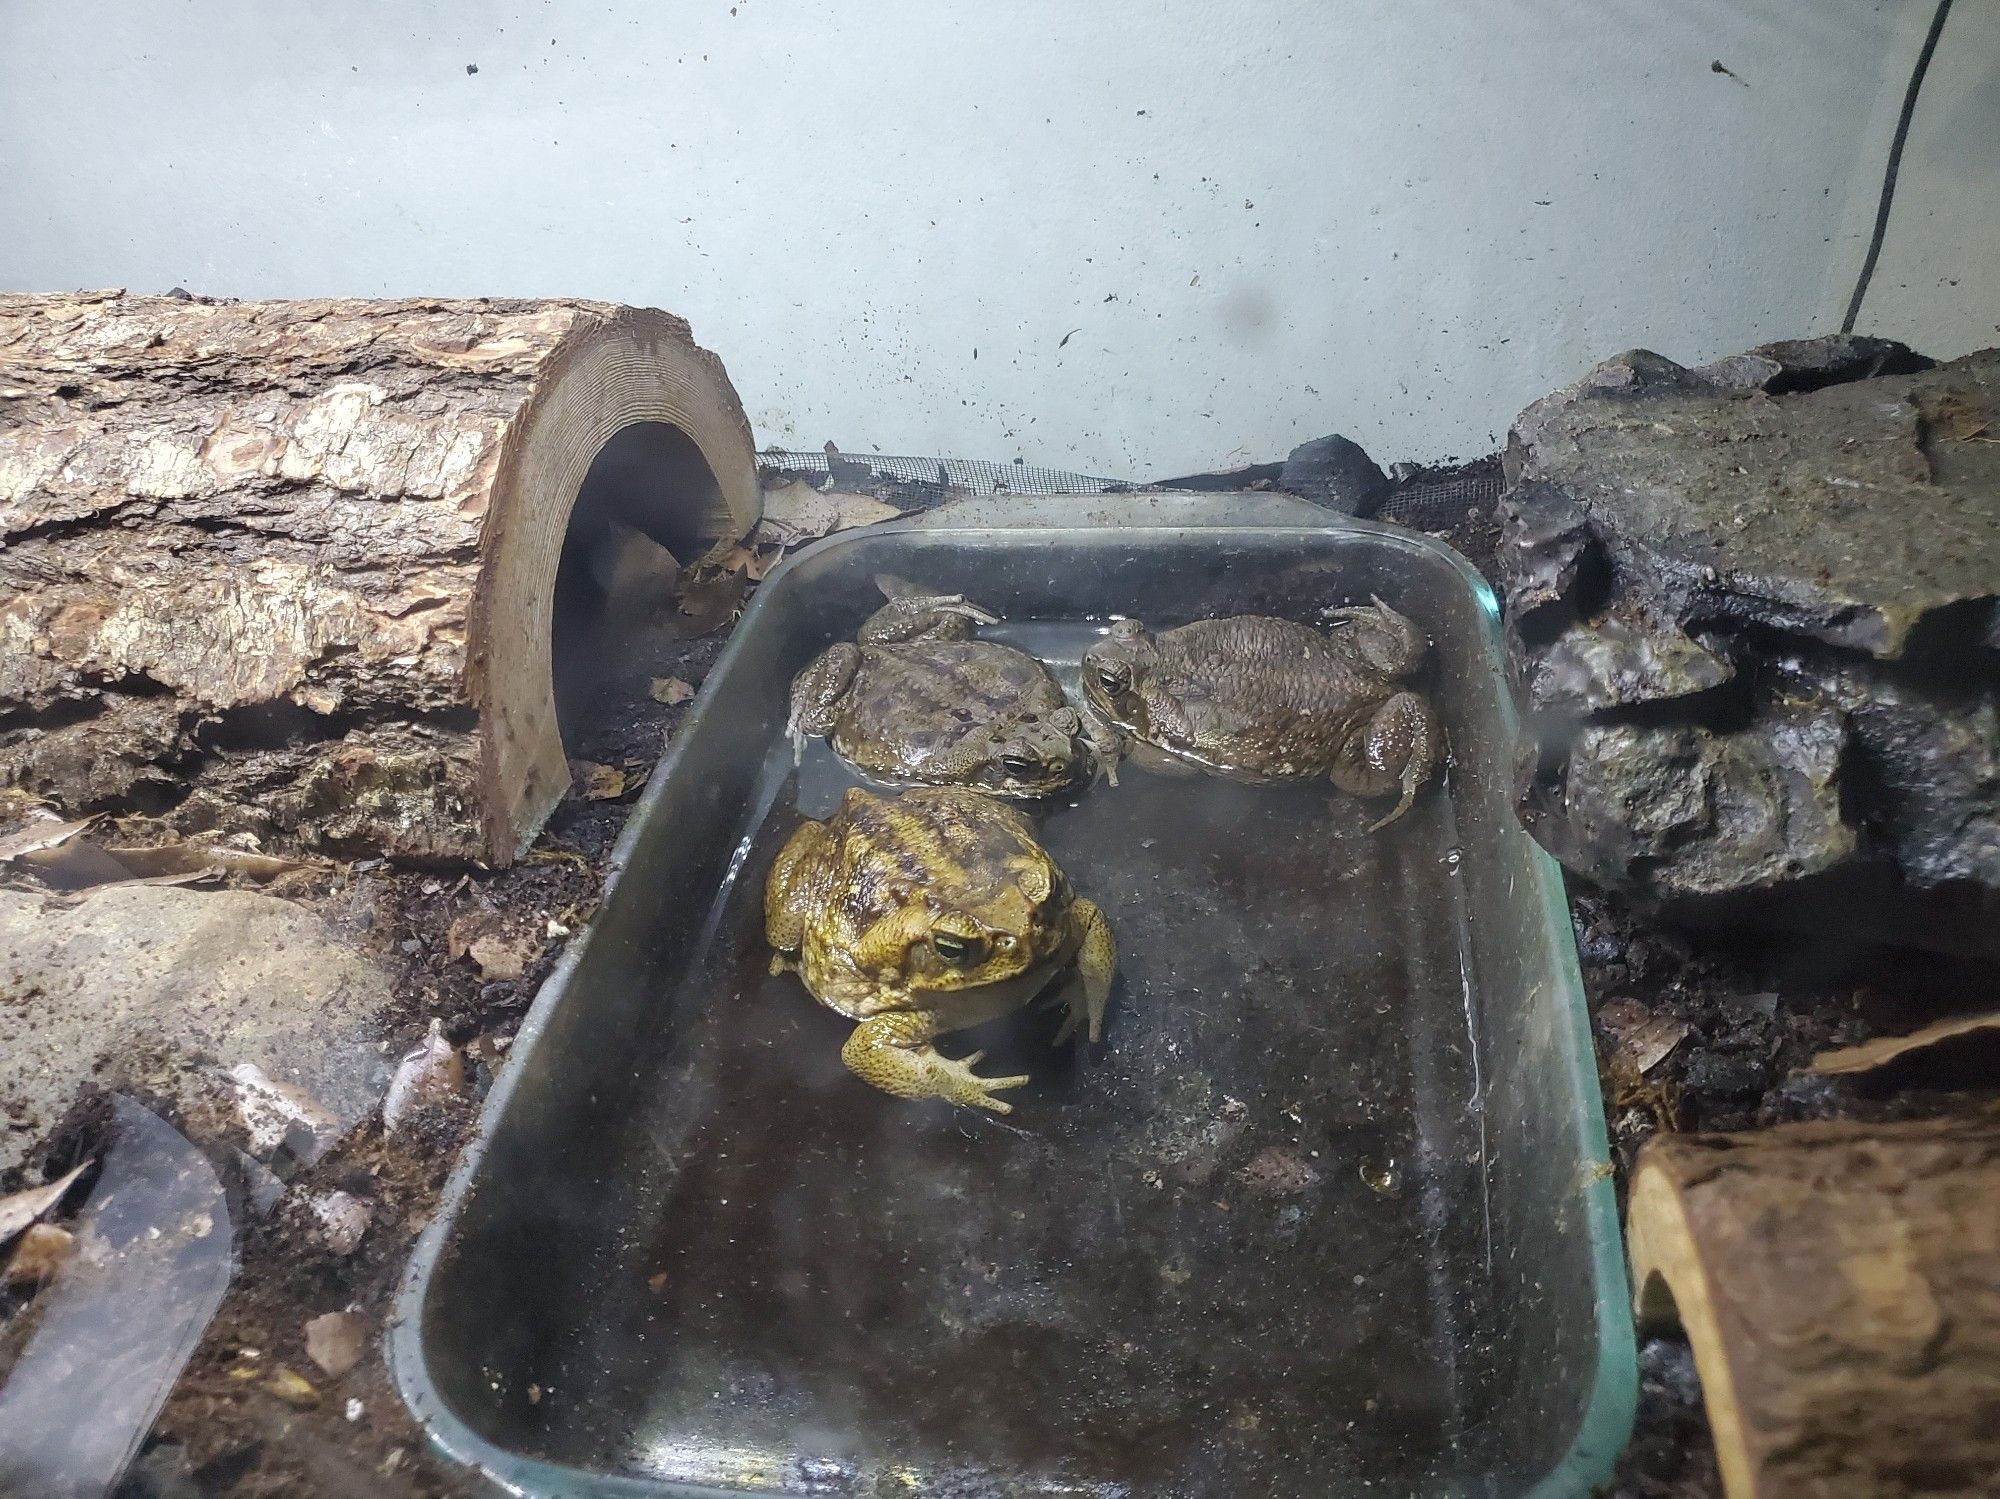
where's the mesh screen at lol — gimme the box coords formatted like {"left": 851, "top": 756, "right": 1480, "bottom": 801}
{"left": 761, "top": 450, "right": 1148, "bottom": 496}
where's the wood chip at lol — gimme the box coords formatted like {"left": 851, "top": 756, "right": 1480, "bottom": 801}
{"left": 648, "top": 676, "right": 695, "bottom": 706}
{"left": 1811, "top": 1009, "right": 2000, "bottom": 1076}
{"left": 310, "top": 1191, "right": 372, "bottom": 1256}
{"left": 1235, "top": 1147, "right": 1321, "bottom": 1197}
{"left": 0, "top": 1163, "right": 88, "bottom": 1245}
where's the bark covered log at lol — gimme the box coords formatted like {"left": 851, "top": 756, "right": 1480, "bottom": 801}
{"left": 0, "top": 290, "right": 758, "bottom": 861}
{"left": 1627, "top": 1110, "right": 2000, "bottom": 1499}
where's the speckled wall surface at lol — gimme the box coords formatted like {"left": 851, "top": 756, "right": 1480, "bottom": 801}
{"left": 1, "top": 0, "right": 1991, "bottom": 475}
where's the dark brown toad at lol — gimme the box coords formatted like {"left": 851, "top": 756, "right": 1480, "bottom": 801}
{"left": 788, "top": 578, "right": 1099, "bottom": 798}
{"left": 1079, "top": 598, "right": 1443, "bottom": 828}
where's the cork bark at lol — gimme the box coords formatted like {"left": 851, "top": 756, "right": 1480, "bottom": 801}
{"left": 0, "top": 290, "right": 758, "bottom": 861}
{"left": 1627, "top": 1110, "right": 2000, "bottom": 1498}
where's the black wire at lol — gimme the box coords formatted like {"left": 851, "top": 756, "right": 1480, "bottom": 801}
{"left": 1842, "top": 0, "right": 1957, "bottom": 333}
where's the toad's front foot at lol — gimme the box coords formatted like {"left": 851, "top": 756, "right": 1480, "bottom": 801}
{"left": 1052, "top": 898, "right": 1116, "bottom": 1045}
{"left": 841, "top": 1013, "right": 1030, "bottom": 1113}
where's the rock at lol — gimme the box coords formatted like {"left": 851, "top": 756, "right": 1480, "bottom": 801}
{"left": 220, "top": 1063, "right": 340, "bottom": 1169}
{"left": 1547, "top": 711, "right": 1855, "bottom": 901}
{"left": 1278, "top": 434, "right": 1389, "bottom": 516}
{"left": 310, "top": 1190, "right": 372, "bottom": 1256}
{"left": 1499, "top": 342, "right": 2000, "bottom": 951}
{"left": 232, "top": 1150, "right": 288, "bottom": 1218}
{"left": 0, "top": 885, "right": 394, "bottom": 1172}
{"left": 304, "top": 1310, "right": 365, "bottom": 1378}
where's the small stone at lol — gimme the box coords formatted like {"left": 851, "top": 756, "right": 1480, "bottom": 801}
{"left": 345, "top": 1398, "right": 364, "bottom": 1422}
{"left": 233, "top": 1150, "right": 287, "bottom": 1218}
{"left": 1683, "top": 1049, "right": 1771, "bottom": 1100}
{"left": 304, "top": 1310, "right": 365, "bottom": 1378}
{"left": 220, "top": 1063, "right": 340, "bottom": 1167}
{"left": 311, "top": 1190, "right": 372, "bottom": 1255}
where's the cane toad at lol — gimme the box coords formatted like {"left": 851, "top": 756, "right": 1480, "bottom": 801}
{"left": 1080, "top": 599, "right": 1442, "bottom": 828}
{"left": 789, "top": 578, "right": 1098, "bottom": 798}
{"left": 765, "top": 786, "right": 1116, "bottom": 1113}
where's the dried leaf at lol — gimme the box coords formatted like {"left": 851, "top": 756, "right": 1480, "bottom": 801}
{"left": 265, "top": 1367, "right": 320, "bottom": 1407}
{"left": 648, "top": 676, "right": 695, "bottom": 706}
{"left": 106, "top": 843, "right": 312, "bottom": 882}
{"left": 383, "top": 1020, "right": 466, "bottom": 1134}
{"left": 666, "top": 564, "right": 748, "bottom": 638}
{"left": 755, "top": 480, "right": 902, "bottom": 547}
{"left": 1811, "top": 1009, "right": 2000, "bottom": 1076}
{"left": 304, "top": 1310, "right": 365, "bottom": 1378}
{"left": 0, "top": 816, "right": 97, "bottom": 863}
{"left": 0, "top": 1163, "right": 88, "bottom": 1246}
{"left": 574, "top": 761, "right": 626, "bottom": 801}
{"left": 446, "top": 910, "right": 538, "bottom": 979}
{"left": 1596, "top": 1000, "right": 1690, "bottom": 1074}
{"left": 3, "top": 1222, "right": 75, "bottom": 1286}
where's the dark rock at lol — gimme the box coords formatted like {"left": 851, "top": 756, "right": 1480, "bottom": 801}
{"left": 1500, "top": 341, "right": 2000, "bottom": 954}
{"left": 1278, "top": 434, "right": 1389, "bottom": 516}
{"left": 1680, "top": 1047, "right": 1772, "bottom": 1101}
{"left": 1696, "top": 335, "right": 1933, "bottom": 396}
{"left": 1538, "top": 710, "right": 1854, "bottom": 901}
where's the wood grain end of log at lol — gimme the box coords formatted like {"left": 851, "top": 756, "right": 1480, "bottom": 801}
{"left": 1627, "top": 1110, "right": 2000, "bottom": 1499}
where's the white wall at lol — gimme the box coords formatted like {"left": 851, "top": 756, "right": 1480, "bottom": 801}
{"left": 1, "top": 1, "right": 1992, "bottom": 477}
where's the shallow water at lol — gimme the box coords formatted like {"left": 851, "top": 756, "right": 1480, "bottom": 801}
{"left": 514, "top": 621, "right": 1493, "bottom": 1497}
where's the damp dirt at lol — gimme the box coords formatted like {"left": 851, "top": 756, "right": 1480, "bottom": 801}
{"left": 2, "top": 459, "right": 1991, "bottom": 1498}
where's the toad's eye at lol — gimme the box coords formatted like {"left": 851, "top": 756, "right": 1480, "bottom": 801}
{"left": 931, "top": 932, "right": 986, "bottom": 966}
{"left": 1093, "top": 660, "right": 1132, "bottom": 694}
{"left": 1000, "top": 752, "right": 1042, "bottom": 777}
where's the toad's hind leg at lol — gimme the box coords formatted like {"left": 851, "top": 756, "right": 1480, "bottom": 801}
{"left": 1330, "top": 691, "right": 1442, "bottom": 831}
{"left": 856, "top": 594, "right": 1000, "bottom": 645}
{"left": 765, "top": 820, "right": 830, "bottom": 960}
{"left": 788, "top": 644, "right": 861, "bottom": 762}
{"left": 841, "top": 1011, "right": 1030, "bottom": 1114}
{"left": 1052, "top": 898, "right": 1117, "bottom": 1045}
